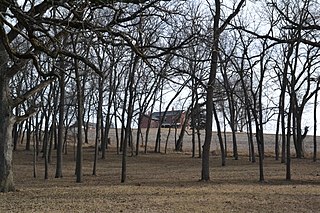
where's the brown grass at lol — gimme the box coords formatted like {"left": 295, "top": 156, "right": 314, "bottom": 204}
{"left": 1, "top": 129, "right": 320, "bottom": 212}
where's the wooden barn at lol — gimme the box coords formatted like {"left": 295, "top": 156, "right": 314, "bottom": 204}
{"left": 140, "top": 110, "right": 186, "bottom": 128}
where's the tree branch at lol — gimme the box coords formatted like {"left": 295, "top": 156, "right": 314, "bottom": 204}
{"left": 14, "top": 107, "right": 38, "bottom": 124}
{"left": 11, "top": 78, "right": 56, "bottom": 108}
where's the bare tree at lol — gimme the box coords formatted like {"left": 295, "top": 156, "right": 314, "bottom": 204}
{"left": 201, "top": 0, "right": 246, "bottom": 181}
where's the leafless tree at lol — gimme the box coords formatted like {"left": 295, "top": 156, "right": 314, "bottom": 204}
{"left": 201, "top": 0, "right": 246, "bottom": 181}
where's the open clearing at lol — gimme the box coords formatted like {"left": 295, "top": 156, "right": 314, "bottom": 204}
{"left": 1, "top": 129, "right": 320, "bottom": 212}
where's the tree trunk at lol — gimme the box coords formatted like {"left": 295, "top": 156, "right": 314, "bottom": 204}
{"left": 237, "top": 46, "right": 255, "bottom": 163}
{"left": 294, "top": 112, "right": 306, "bottom": 158}
{"left": 175, "top": 109, "right": 190, "bottom": 151}
{"left": 202, "top": 84, "right": 213, "bottom": 181}
{"left": 33, "top": 125, "right": 37, "bottom": 178}
{"left": 12, "top": 123, "right": 18, "bottom": 151}
{"left": 135, "top": 114, "right": 143, "bottom": 156}
{"left": 191, "top": 79, "right": 196, "bottom": 158}
{"left": 280, "top": 45, "right": 294, "bottom": 164}
{"left": 93, "top": 78, "right": 103, "bottom": 176}
{"left": 121, "top": 55, "right": 137, "bottom": 183}
{"left": 275, "top": 108, "right": 281, "bottom": 161}
{"left": 293, "top": 110, "right": 302, "bottom": 158}
{"left": 155, "top": 81, "right": 163, "bottom": 153}
{"left": 164, "top": 126, "right": 172, "bottom": 154}
{"left": 113, "top": 104, "right": 120, "bottom": 155}
{"left": 0, "top": 42, "right": 15, "bottom": 192}
{"left": 256, "top": 132, "right": 264, "bottom": 182}
{"left": 313, "top": 81, "right": 319, "bottom": 162}
{"left": 195, "top": 92, "right": 202, "bottom": 158}
{"left": 102, "top": 75, "right": 113, "bottom": 159}
{"left": 286, "top": 102, "right": 293, "bottom": 181}
{"left": 0, "top": 103, "right": 15, "bottom": 192}
{"left": 55, "top": 61, "right": 65, "bottom": 178}
{"left": 83, "top": 120, "right": 89, "bottom": 144}
{"left": 201, "top": 0, "right": 220, "bottom": 181}
{"left": 42, "top": 107, "right": 50, "bottom": 180}
{"left": 26, "top": 119, "right": 32, "bottom": 151}
{"left": 144, "top": 100, "right": 155, "bottom": 154}
{"left": 228, "top": 97, "right": 238, "bottom": 160}
{"left": 201, "top": 34, "right": 218, "bottom": 181}
{"left": 213, "top": 102, "right": 226, "bottom": 166}
{"left": 48, "top": 123, "right": 54, "bottom": 164}
{"left": 75, "top": 67, "right": 83, "bottom": 183}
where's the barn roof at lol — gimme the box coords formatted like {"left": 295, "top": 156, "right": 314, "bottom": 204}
{"left": 150, "top": 110, "right": 184, "bottom": 121}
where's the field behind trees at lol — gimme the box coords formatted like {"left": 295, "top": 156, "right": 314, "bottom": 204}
{"left": 1, "top": 129, "right": 319, "bottom": 212}
{"left": 106, "top": 128, "right": 320, "bottom": 157}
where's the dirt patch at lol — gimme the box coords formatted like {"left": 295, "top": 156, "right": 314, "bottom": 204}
{"left": 1, "top": 141, "right": 320, "bottom": 213}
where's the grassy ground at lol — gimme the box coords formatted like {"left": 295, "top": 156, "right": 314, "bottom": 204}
{"left": 1, "top": 142, "right": 319, "bottom": 213}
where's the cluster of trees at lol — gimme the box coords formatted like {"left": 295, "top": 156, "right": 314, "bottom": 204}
{"left": 1, "top": 0, "right": 320, "bottom": 192}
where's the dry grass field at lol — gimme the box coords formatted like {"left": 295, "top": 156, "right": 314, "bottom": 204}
{"left": 1, "top": 129, "right": 320, "bottom": 212}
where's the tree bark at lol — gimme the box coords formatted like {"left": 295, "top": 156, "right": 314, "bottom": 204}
{"left": 213, "top": 102, "right": 226, "bottom": 166}
{"left": 175, "top": 110, "right": 189, "bottom": 152}
{"left": 25, "top": 119, "right": 32, "bottom": 151}
{"left": 275, "top": 103, "right": 281, "bottom": 161}
{"left": 201, "top": 0, "right": 221, "bottom": 181}
{"left": 0, "top": 41, "right": 15, "bottom": 192}
{"left": 55, "top": 60, "right": 65, "bottom": 178}
{"left": 121, "top": 55, "right": 137, "bottom": 183}
{"left": 286, "top": 100, "right": 293, "bottom": 181}
{"left": 313, "top": 81, "right": 318, "bottom": 162}
{"left": 93, "top": 77, "right": 103, "bottom": 176}
{"left": 201, "top": 33, "right": 218, "bottom": 181}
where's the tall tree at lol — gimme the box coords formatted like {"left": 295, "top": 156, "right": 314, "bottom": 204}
{"left": 201, "top": 0, "right": 246, "bottom": 181}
